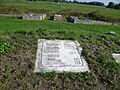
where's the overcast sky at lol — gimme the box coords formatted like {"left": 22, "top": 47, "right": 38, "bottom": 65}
{"left": 67, "top": 0, "right": 120, "bottom": 5}
{"left": 71, "top": 0, "right": 120, "bottom": 5}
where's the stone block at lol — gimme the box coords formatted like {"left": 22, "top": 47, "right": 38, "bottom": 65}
{"left": 34, "top": 39, "right": 90, "bottom": 73}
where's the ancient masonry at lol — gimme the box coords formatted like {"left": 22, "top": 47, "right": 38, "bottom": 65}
{"left": 69, "top": 16, "right": 119, "bottom": 25}
{"left": 112, "top": 53, "right": 120, "bottom": 63}
{"left": 54, "top": 14, "right": 62, "bottom": 21}
{"left": 0, "top": 14, "right": 21, "bottom": 17}
{"left": 22, "top": 13, "right": 46, "bottom": 20}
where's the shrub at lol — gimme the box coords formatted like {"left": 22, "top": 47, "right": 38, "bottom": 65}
{"left": 30, "top": 9, "right": 50, "bottom": 14}
{"left": 87, "top": 11, "right": 120, "bottom": 23}
{"left": 0, "top": 4, "right": 30, "bottom": 14}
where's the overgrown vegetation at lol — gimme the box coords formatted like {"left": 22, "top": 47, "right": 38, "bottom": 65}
{"left": 0, "top": 1, "right": 120, "bottom": 90}
{"left": 0, "top": 29, "right": 120, "bottom": 90}
{"left": 0, "top": 1, "right": 120, "bottom": 22}
{"left": 0, "top": 4, "right": 30, "bottom": 14}
{"left": 87, "top": 11, "right": 120, "bottom": 23}
{"left": 0, "top": 4, "right": 50, "bottom": 14}
{"left": 0, "top": 41, "right": 14, "bottom": 54}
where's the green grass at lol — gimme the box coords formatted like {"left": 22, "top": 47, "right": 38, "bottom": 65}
{"left": 0, "top": 1, "right": 120, "bottom": 22}
{"left": 1, "top": 1, "right": 120, "bottom": 15}
{"left": 0, "top": 1, "right": 120, "bottom": 90}
{"left": 0, "top": 15, "right": 120, "bottom": 90}
{"left": 0, "top": 28, "right": 120, "bottom": 90}
{"left": 0, "top": 17, "right": 120, "bottom": 38}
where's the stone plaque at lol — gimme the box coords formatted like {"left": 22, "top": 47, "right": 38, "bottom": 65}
{"left": 112, "top": 53, "right": 120, "bottom": 63}
{"left": 34, "top": 39, "right": 90, "bottom": 72}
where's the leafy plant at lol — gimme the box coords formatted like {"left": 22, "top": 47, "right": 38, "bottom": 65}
{"left": 0, "top": 42, "right": 14, "bottom": 54}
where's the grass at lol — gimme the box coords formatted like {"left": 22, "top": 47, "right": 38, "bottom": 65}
{"left": 0, "top": 1, "right": 120, "bottom": 90}
{"left": 0, "top": 29, "right": 120, "bottom": 90}
{"left": 0, "top": 17, "right": 120, "bottom": 90}
{"left": 1, "top": 1, "right": 120, "bottom": 15}
{"left": 0, "top": 1, "right": 120, "bottom": 22}
{"left": 0, "top": 17, "right": 120, "bottom": 37}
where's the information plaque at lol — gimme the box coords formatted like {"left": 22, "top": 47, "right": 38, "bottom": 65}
{"left": 34, "top": 39, "right": 90, "bottom": 72}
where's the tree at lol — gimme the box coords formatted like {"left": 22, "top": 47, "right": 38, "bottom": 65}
{"left": 107, "top": 2, "right": 115, "bottom": 8}
{"left": 79, "top": 1, "right": 104, "bottom": 6}
{"left": 73, "top": 0, "right": 79, "bottom": 4}
{"left": 116, "top": 3, "right": 120, "bottom": 9}
{"left": 89, "top": 2, "right": 104, "bottom": 6}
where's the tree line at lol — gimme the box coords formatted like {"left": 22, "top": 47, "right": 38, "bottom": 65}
{"left": 25, "top": 0, "right": 120, "bottom": 10}
{"left": 77, "top": 1, "right": 104, "bottom": 6}
{"left": 106, "top": 2, "right": 120, "bottom": 10}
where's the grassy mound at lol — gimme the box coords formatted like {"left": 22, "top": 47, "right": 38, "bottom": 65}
{"left": 0, "top": 1, "right": 120, "bottom": 22}
{"left": 0, "top": 1, "right": 120, "bottom": 89}
{"left": 0, "top": 29, "right": 120, "bottom": 90}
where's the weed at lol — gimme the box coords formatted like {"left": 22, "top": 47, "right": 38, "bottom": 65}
{"left": 0, "top": 29, "right": 120, "bottom": 89}
{"left": 0, "top": 41, "right": 14, "bottom": 54}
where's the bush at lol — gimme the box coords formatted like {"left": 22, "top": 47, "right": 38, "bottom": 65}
{"left": 0, "top": 4, "right": 30, "bottom": 14}
{"left": 87, "top": 11, "right": 120, "bottom": 23}
{"left": 30, "top": 9, "right": 50, "bottom": 14}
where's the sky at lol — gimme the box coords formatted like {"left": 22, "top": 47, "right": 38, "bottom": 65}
{"left": 69, "top": 0, "right": 120, "bottom": 5}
